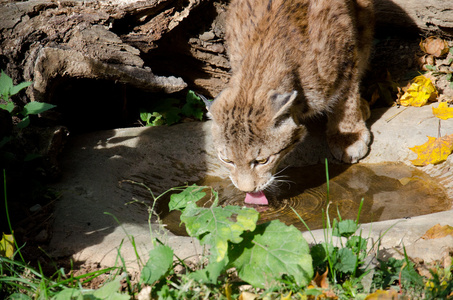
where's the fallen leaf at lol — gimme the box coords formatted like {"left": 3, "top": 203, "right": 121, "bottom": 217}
{"left": 310, "top": 270, "right": 338, "bottom": 299}
{"left": 420, "top": 37, "right": 450, "bottom": 57}
{"left": 239, "top": 292, "right": 258, "bottom": 300}
{"left": 410, "top": 135, "right": 453, "bottom": 166}
{"left": 364, "top": 289, "right": 398, "bottom": 299}
{"left": 281, "top": 291, "right": 292, "bottom": 300}
{"left": 399, "top": 75, "right": 438, "bottom": 107}
{"left": 0, "top": 233, "right": 14, "bottom": 259}
{"left": 312, "top": 270, "right": 329, "bottom": 289}
{"left": 422, "top": 224, "right": 453, "bottom": 239}
{"left": 432, "top": 102, "right": 453, "bottom": 120}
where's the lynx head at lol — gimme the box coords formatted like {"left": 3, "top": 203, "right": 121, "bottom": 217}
{"left": 202, "top": 88, "right": 307, "bottom": 193}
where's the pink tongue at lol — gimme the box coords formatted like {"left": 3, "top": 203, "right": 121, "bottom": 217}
{"left": 245, "top": 191, "right": 269, "bottom": 205}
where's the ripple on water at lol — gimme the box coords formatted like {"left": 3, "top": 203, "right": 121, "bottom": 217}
{"left": 161, "top": 162, "right": 451, "bottom": 235}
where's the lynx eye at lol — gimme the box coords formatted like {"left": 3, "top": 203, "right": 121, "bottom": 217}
{"left": 219, "top": 155, "right": 234, "bottom": 165}
{"left": 255, "top": 157, "right": 269, "bottom": 165}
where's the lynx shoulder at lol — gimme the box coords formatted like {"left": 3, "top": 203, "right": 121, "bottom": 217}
{"left": 205, "top": 0, "right": 374, "bottom": 197}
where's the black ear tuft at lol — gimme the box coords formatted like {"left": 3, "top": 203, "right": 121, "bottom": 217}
{"left": 196, "top": 93, "right": 214, "bottom": 111}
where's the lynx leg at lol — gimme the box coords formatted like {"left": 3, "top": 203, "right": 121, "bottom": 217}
{"left": 326, "top": 85, "right": 370, "bottom": 163}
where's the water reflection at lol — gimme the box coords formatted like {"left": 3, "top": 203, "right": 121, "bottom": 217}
{"left": 161, "top": 163, "right": 450, "bottom": 235}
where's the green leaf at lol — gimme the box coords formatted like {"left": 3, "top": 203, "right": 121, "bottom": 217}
{"left": 0, "top": 70, "right": 13, "bottom": 100}
{"left": 0, "top": 136, "right": 12, "bottom": 148}
{"left": 334, "top": 247, "right": 357, "bottom": 274}
{"left": 140, "top": 110, "right": 152, "bottom": 123}
{"left": 161, "top": 107, "right": 181, "bottom": 125}
{"left": 181, "top": 202, "right": 259, "bottom": 262}
{"left": 16, "top": 116, "right": 30, "bottom": 129}
{"left": 188, "top": 259, "right": 227, "bottom": 284}
{"left": 229, "top": 220, "right": 313, "bottom": 288}
{"left": 24, "top": 153, "right": 41, "bottom": 162}
{"left": 140, "top": 245, "right": 174, "bottom": 285}
{"left": 91, "top": 277, "right": 130, "bottom": 300}
{"left": 425, "top": 64, "right": 437, "bottom": 71}
{"left": 332, "top": 219, "right": 358, "bottom": 238}
{"left": 0, "top": 101, "right": 14, "bottom": 113}
{"left": 150, "top": 112, "right": 164, "bottom": 126}
{"left": 182, "top": 90, "right": 204, "bottom": 120}
{"left": 7, "top": 293, "right": 32, "bottom": 300}
{"left": 9, "top": 81, "right": 32, "bottom": 96}
{"left": 22, "top": 101, "right": 56, "bottom": 116}
{"left": 346, "top": 236, "right": 368, "bottom": 256}
{"left": 446, "top": 73, "right": 453, "bottom": 82}
{"left": 52, "top": 288, "right": 83, "bottom": 300}
{"left": 169, "top": 185, "right": 206, "bottom": 211}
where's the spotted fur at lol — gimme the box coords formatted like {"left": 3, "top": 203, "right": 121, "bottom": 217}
{"left": 208, "top": 0, "right": 374, "bottom": 193}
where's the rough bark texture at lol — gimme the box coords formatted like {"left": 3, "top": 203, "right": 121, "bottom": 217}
{"left": 1, "top": 0, "right": 453, "bottom": 107}
{"left": 1, "top": 0, "right": 453, "bottom": 133}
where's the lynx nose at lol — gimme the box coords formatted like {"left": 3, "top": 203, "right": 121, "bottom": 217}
{"left": 234, "top": 174, "right": 256, "bottom": 193}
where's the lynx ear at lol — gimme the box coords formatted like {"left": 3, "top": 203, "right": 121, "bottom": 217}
{"left": 196, "top": 93, "right": 214, "bottom": 111}
{"left": 270, "top": 90, "right": 298, "bottom": 125}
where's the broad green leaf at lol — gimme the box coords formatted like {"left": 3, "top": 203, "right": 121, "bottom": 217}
{"left": 150, "top": 112, "right": 164, "bottom": 126}
{"left": 0, "top": 101, "right": 14, "bottom": 113}
{"left": 181, "top": 202, "right": 259, "bottom": 262}
{"left": 161, "top": 106, "right": 181, "bottom": 125}
{"left": 16, "top": 116, "right": 30, "bottom": 129}
{"left": 22, "top": 101, "right": 56, "bottom": 116}
{"left": 0, "top": 233, "right": 15, "bottom": 258}
{"left": 140, "top": 110, "right": 152, "bottom": 123}
{"left": 332, "top": 219, "right": 358, "bottom": 238}
{"left": 24, "top": 153, "right": 41, "bottom": 162}
{"left": 0, "top": 136, "right": 12, "bottom": 148}
{"left": 334, "top": 247, "right": 357, "bottom": 274}
{"left": 0, "top": 70, "right": 13, "bottom": 99}
{"left": 169, "top": 185, "right": 206, "bottom": 211}
{"left": 9, "top": 81, "right": 32, "bottom": 96}
{"left": 52, "top": 288, "right": 83, "bottom": 300}
{"left": 7, "top": 293, "right": 32, "bottom": 300}
{"left": 91, "top": 277, "right": 129, "bottom": 300}
{"left": 229, "top": 220, "right": 313, "bottom": 288}
{"left": 346, "top": 236, "right": 368, "bottom": 260}
{"left": 140, "top": 245, "right": 174, "bottom": 285}
{"left": 188, "top": 259, "right": 227, "bottom": 284}
{"left": 182, "top": 90, "right": 204, "bottom": 120}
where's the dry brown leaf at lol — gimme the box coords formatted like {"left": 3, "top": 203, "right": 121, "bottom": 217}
{"left": 422, "top": 224, "right": 453, "bottom": 239}
{"left": 239, "top": 292, "right": 258, "bottom": 300}
{"left": 409, "top": 134, "right": 453, "bottom": 166}
{"left": 420, "top": 37, "right": 450, "bottom": 57}
{"left": 364, "top": 289, "right": 398, "bottom": 300}
{"left": 312, "top": 270, "right": 329, "bottom": 289}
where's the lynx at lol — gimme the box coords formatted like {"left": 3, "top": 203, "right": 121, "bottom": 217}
{"left": 203, "top": 0, "right": 374, "bottom": 204}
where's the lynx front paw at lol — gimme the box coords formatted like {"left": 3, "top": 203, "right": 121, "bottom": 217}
{"left": 327, "top": 126, "right": 370, "bottom": 163}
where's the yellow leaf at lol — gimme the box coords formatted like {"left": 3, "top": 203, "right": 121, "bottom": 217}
{"left": 365, "top": 289, "right": 398, "bottom": 299}
{"left": 399, "top": 75, "right": 438, "bottom": 107}
{"left": 225, "top": 283, "right": 233, "bottom": 300}
{"left": 422, "top": 224, "right": 453, "bottom": 239}
{"left": 420, "top": 37, "right": 450, "bottom": 57}
{"left": 432, "top": 102, "right": 453, "bottom": 120}
{"left": 0, "top": 233, "right": 15, "bottom": 259}
{"left": 409, "top": 135, "right": 453, "bottom": 166}
{"left": 281, "top": 291, "right": 292, "bottom": 300}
